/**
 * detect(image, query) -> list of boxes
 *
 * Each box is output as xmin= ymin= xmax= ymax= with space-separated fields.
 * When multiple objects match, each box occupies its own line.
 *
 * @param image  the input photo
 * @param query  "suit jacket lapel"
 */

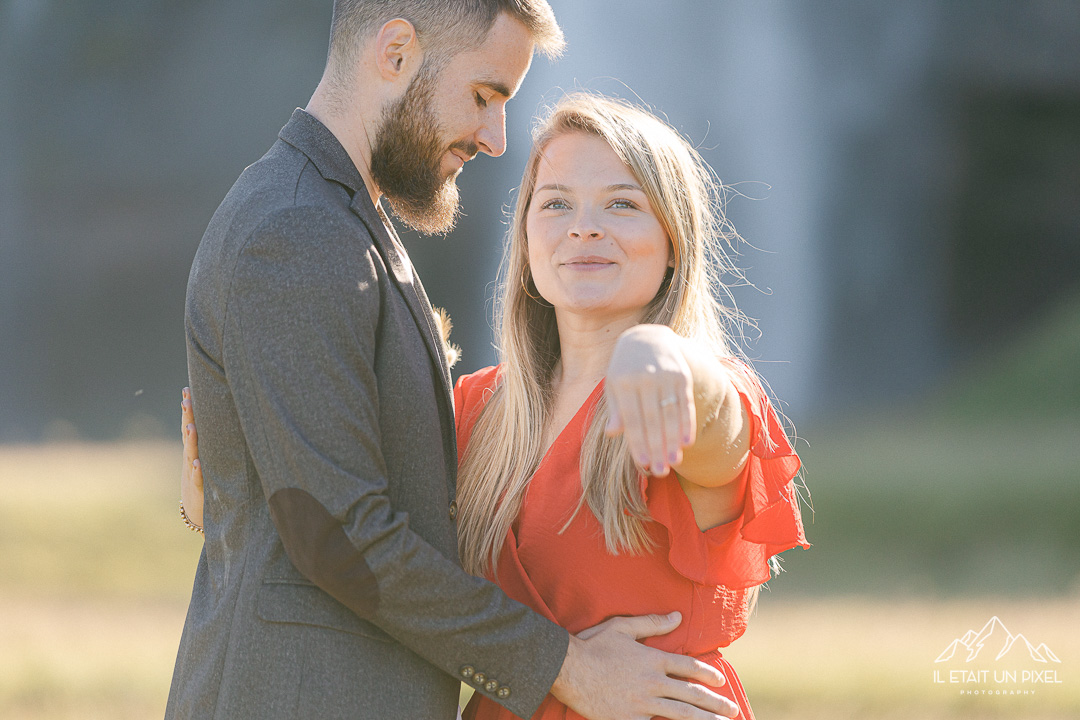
xmin=355 ymin=202 xmax=460 ymax=496
xmin=278 ymin=108 xmax=458 ymax=487
xmin=348 ymin=193 xmax=455 ymax=413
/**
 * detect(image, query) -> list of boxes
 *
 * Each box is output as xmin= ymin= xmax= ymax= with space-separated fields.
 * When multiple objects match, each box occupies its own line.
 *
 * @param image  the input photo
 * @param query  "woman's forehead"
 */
xmin=533 ymin=132 xmax=636 ymax=187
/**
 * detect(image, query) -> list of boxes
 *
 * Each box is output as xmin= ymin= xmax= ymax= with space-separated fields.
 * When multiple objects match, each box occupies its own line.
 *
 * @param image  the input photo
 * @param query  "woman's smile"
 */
xmin=561 ymin=255 xmax=616 ymax=270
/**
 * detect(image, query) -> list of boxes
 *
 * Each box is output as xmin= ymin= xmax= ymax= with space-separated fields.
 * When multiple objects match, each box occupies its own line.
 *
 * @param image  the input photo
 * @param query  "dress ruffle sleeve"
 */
xmin=642 ymin=357 xmax=809 ymax=589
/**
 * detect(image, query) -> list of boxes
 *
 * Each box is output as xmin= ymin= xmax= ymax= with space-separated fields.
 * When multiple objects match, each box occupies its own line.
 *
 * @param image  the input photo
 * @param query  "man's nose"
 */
xmin=476 ymin=106 xmax=507 ymax=158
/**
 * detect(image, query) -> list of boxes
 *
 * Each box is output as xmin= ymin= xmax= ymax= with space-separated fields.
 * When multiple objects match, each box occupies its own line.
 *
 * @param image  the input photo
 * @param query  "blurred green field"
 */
xmin=1 ymin=294 xmax=1077 ymax=720
xmin=783 ymin=291 xmax=1080 ymax=598
xmin=784 ymin=417 xmax=1080 ymax=597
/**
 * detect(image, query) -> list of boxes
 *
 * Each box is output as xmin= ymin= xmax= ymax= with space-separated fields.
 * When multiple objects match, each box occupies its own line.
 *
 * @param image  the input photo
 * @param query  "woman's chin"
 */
xmin=553 ymin=296 xmax=649 ymax=325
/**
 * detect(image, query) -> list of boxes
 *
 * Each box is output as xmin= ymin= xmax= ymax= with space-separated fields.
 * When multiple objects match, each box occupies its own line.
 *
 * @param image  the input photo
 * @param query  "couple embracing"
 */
xmin=167 ymin=1 xmax=808 ymax=719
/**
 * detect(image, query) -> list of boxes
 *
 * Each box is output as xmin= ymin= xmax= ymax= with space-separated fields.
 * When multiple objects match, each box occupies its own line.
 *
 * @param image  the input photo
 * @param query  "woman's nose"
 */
xmin=569 ymin=211 xmax=604 ymax=239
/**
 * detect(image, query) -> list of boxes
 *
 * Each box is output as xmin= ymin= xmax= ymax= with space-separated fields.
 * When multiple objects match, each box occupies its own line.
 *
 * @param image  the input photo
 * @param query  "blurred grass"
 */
xmin=0 ymin=443 xmax=203 ymax=599
xmin=2 ymin=437 xmax=1076 ymax=719
xmin=0 ymin=443 xmax=202 ymax=719
xmin=785 ymin=417 xmax=1080 ymax=597
xmin=726 ymin=595 xmax=1080 ymax=719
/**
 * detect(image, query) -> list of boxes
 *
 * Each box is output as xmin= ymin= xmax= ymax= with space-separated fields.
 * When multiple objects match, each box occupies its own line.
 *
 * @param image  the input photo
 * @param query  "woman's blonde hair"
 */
xmin=456 ymin=92 xmax=753 ymax=576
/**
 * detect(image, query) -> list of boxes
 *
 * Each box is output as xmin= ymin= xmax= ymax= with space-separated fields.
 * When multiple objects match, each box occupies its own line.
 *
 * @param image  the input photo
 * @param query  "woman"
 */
xmin=181 ymin=92 xmax=808 ymax=720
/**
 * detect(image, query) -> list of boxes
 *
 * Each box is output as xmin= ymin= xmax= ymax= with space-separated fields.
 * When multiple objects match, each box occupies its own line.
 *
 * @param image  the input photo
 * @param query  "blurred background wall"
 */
xmin=0 ymin=0 xmax=1076 ymax=437
xmin=2 ymin=0 xmax=1078 ymax=441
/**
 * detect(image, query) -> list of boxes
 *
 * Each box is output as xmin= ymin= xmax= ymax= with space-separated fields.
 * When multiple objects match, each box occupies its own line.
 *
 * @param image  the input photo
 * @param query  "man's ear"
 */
xmin=373 ymin=18 xmax=421 ymax=81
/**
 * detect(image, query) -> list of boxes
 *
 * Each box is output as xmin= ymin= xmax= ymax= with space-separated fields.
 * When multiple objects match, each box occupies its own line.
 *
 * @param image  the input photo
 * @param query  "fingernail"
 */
xmin=668 ymin=451 xmax=679 ymax=464
xmin=193 ymin=459 xmax=200 ymax=470
xmin=652 ymin=463 xmax=667 ymax=476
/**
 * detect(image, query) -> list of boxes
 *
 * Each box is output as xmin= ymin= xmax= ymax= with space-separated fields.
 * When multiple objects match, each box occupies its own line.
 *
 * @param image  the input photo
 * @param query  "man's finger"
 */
xmin=608 ymin=611 xmax=682 ymax=640
xmin=652 ymin=693 xmax=740 ymax=720
xmin=661 ymin=653 xmax=726 ymax=689
xmin=661 ymin=677 xmax=735 ymax=713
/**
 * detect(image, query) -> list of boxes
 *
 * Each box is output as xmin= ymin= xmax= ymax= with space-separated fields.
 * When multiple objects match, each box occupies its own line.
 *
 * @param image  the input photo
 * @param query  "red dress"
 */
xmin=454 ymin=361 xmax=808 ymax=720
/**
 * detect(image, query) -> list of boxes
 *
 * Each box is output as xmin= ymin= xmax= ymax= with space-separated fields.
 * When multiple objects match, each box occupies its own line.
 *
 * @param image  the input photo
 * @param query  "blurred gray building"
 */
xmin=1 ymin=0 xmax=1078 ymax=441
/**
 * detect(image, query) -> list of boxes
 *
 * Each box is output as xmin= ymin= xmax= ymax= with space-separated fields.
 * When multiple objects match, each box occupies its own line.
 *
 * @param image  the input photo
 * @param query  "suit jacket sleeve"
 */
xmin=223 ymin=206 xmax=567 ymax=717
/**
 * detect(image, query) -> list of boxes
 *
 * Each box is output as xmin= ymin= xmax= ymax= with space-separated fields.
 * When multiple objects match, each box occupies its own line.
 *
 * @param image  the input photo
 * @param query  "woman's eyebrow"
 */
xmin=535 ymin=183 xmax=644 ymax=193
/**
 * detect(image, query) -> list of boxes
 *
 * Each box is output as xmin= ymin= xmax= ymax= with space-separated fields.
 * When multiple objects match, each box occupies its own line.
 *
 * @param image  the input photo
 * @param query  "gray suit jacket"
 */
xmin=166 ymin=109 xmax=568 ymax=720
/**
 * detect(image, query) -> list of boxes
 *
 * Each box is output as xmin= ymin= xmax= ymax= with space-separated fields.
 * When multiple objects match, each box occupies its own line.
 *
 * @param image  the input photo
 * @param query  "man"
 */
xmin=168 ymin=1 xmax=738 ymax=718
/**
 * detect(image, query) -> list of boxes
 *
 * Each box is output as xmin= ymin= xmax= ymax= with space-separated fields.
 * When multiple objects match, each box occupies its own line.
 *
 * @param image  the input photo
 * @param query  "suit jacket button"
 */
xmin=473 ymin=672 xmax=486 ymax=685
xmin=485 ymin=679 xmax=499 ymax=693
xmin=449 ymin=501 xmax=458 ymax=520
xmin=496 ymin=686 xmax=511 ymax=699
xmin=460 ymin=666 xmax=475 ymax=679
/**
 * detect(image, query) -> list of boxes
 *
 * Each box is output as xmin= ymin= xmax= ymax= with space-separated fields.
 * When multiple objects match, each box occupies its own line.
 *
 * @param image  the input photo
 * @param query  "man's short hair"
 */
xmin=329 ymin=0 xmax=564 ymax=70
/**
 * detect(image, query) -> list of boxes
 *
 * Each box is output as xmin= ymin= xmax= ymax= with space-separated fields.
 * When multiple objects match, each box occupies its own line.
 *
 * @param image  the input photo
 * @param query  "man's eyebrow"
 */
xmin=477 ymin=79 xmax=514 ymax=99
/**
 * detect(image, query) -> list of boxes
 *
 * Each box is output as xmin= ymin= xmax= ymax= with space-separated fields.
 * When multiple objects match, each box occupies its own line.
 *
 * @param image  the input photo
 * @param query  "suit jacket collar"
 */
xmin=278 ymin=108 xmax=365 ymax=195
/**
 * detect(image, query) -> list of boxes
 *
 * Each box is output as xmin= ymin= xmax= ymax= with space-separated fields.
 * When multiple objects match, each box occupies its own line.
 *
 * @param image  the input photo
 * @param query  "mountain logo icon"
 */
xmin=935 ymin=616 xmax=1062 ymax=664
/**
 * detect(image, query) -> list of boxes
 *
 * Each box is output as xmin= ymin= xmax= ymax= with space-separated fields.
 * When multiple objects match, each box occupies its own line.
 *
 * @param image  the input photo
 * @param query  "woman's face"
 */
xmin=526 ymin=132 xmax=673 ymax=326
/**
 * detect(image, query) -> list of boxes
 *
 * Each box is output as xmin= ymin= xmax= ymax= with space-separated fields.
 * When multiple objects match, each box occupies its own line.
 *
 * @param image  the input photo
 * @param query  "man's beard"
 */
xmin=370 ymin=67 xmax=473 ymax=235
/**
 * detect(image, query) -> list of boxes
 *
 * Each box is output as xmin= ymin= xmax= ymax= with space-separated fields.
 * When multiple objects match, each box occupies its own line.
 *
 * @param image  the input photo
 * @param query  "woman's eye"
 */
xmin=539 ymin=199 xmax=569 ymax=210
xmin=475 ymin=92 xmax=488 ymax=109
xmin=610 ymin=199 xmax=638 ymax=209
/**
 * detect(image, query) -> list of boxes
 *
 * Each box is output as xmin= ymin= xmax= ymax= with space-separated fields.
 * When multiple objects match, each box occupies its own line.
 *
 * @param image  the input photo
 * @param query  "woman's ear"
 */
xmin=373 ymin=18 xmax=420 ymax=80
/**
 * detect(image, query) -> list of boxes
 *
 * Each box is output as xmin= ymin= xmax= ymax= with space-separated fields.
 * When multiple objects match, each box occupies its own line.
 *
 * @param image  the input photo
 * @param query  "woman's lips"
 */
xmin=562 ymin=256 xmax=615 ymax=270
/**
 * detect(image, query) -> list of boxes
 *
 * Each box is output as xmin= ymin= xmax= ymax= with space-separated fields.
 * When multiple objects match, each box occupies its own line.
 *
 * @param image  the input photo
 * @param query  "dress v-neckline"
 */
xmin=511 ymin=379 xmax=605 ymax=539
xmin=536 ymin=379 xmax=606 ymax=469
